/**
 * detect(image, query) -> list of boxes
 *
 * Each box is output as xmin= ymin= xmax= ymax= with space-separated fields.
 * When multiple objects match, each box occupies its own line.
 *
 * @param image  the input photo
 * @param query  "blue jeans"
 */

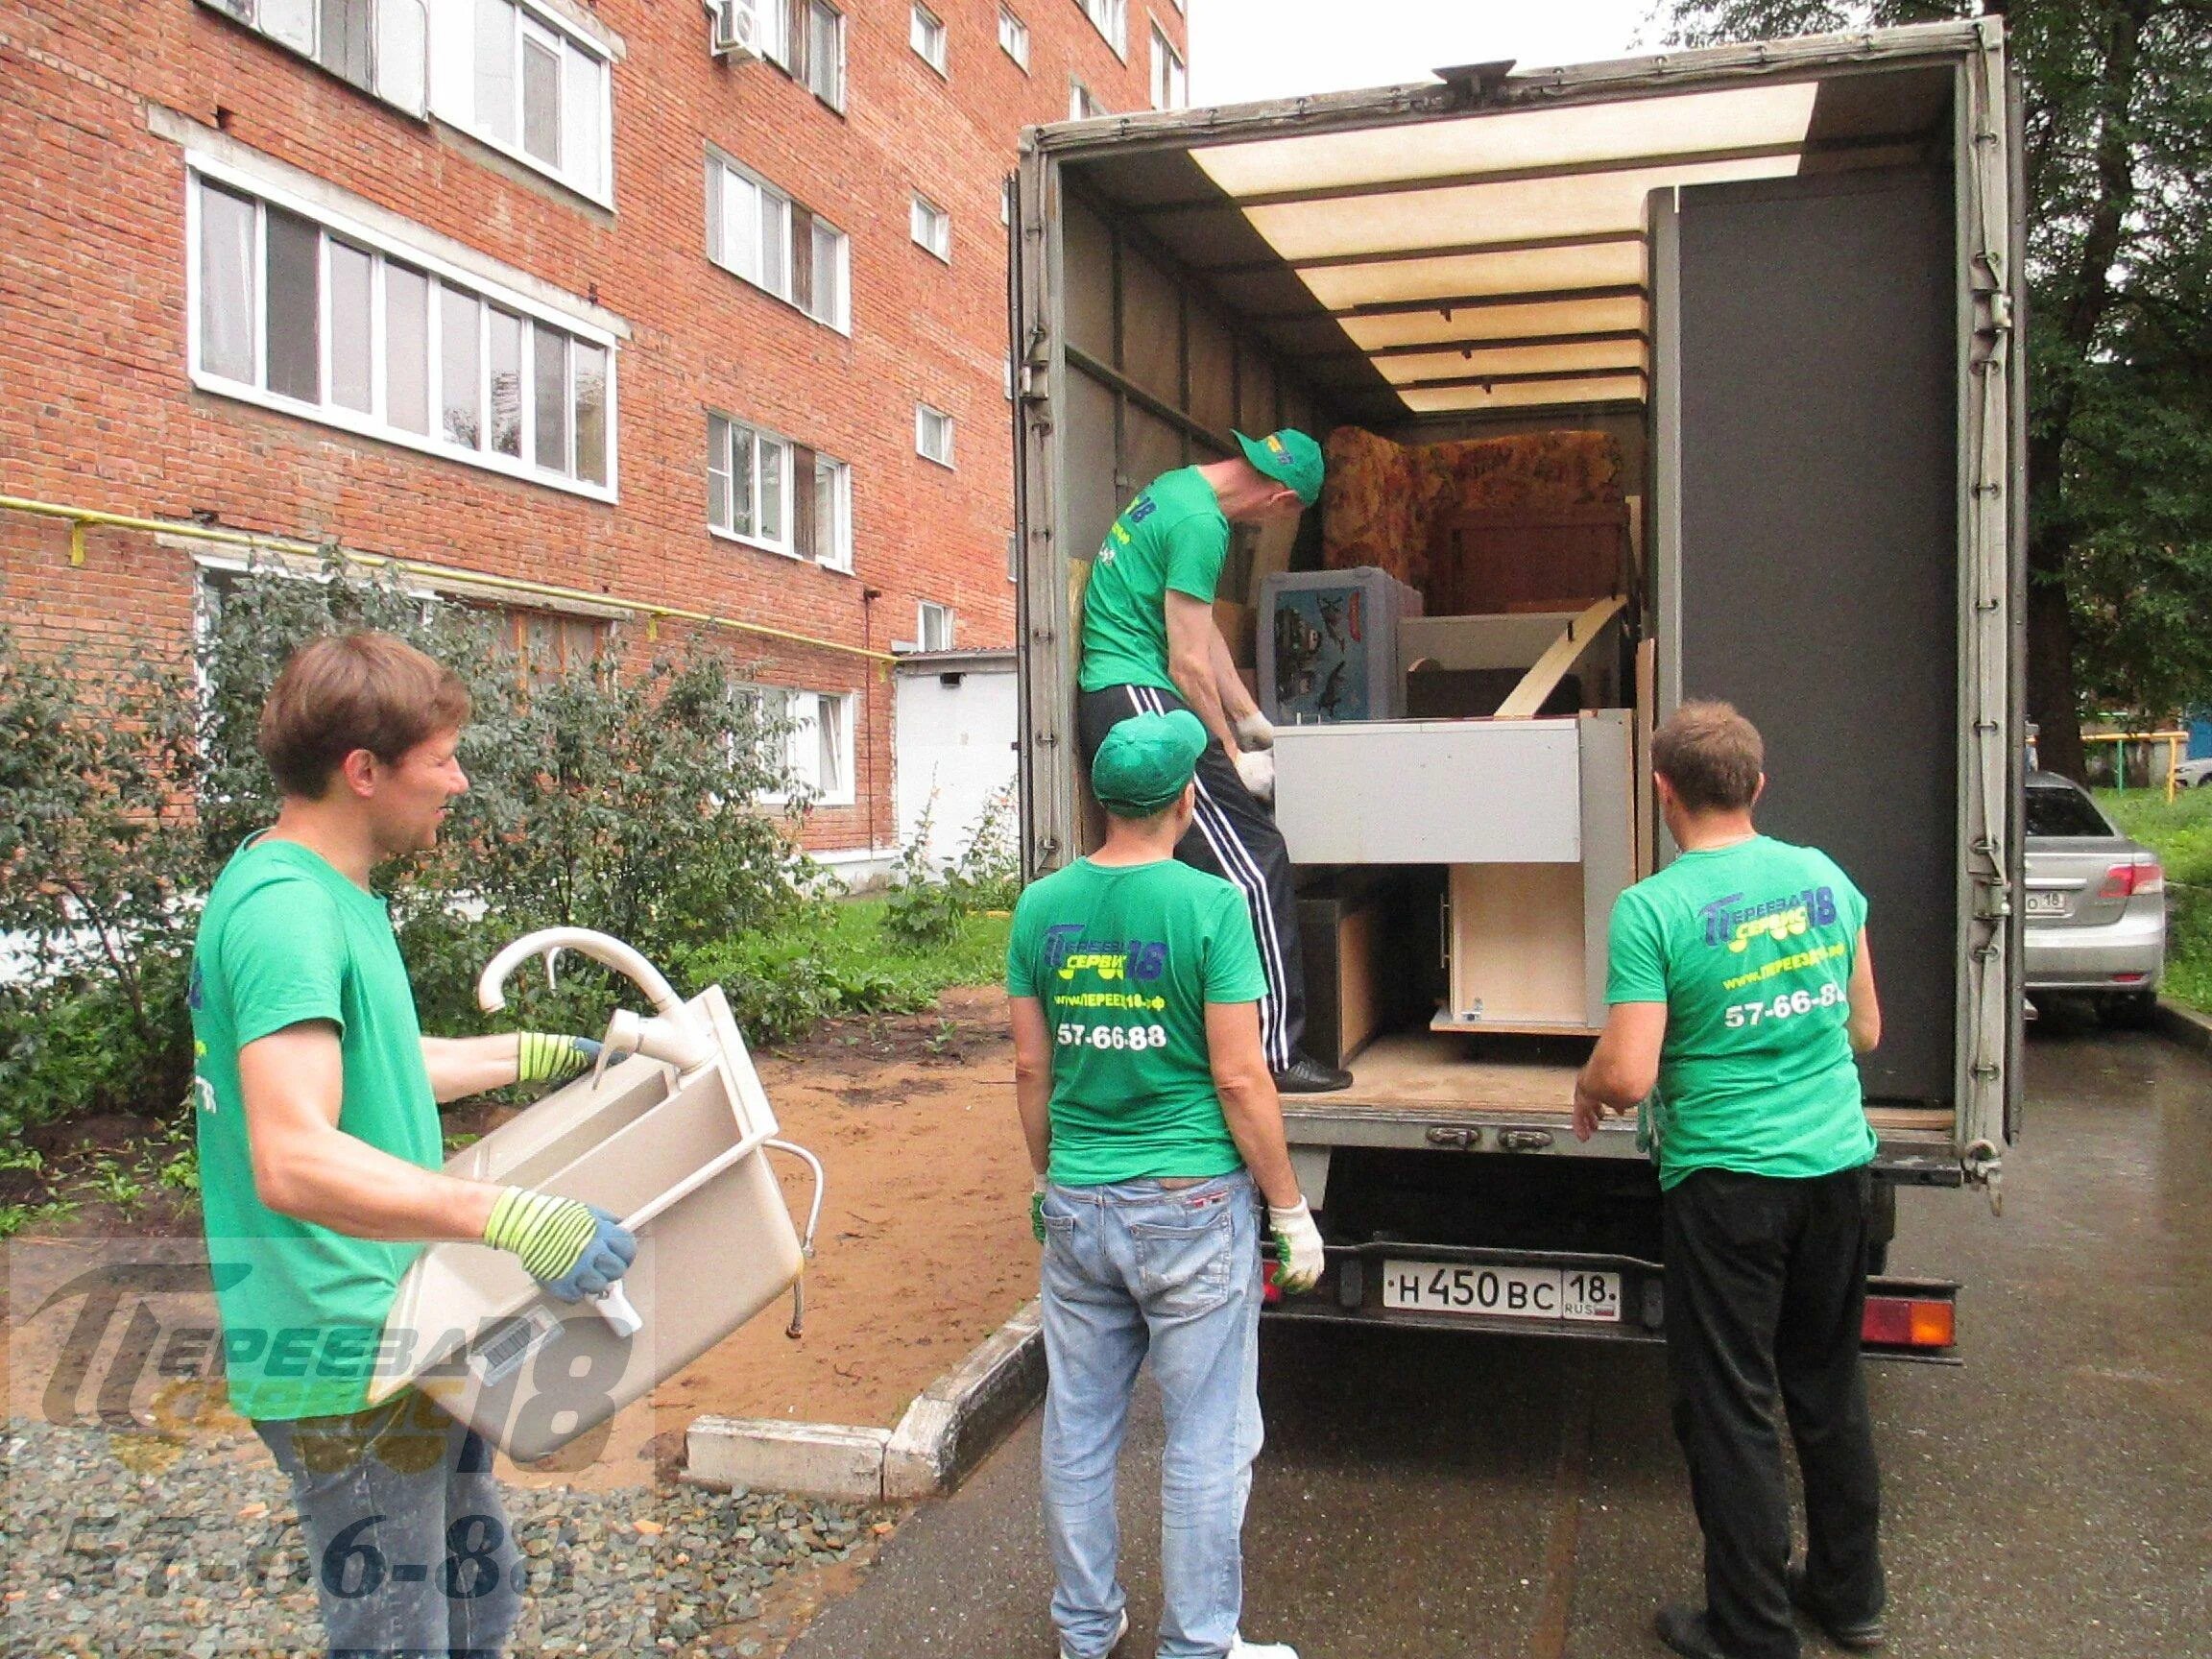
xmin=254 ymin=1389 xmax=522 ymax=1658
xmin=1038 ymin=1171 xmax=1264 ymax=1659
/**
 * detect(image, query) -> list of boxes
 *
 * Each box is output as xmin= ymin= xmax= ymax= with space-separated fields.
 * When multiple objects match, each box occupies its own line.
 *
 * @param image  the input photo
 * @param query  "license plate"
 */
xmin=2026 ymin=891 xmax=2069 ymax=916
xmin=1381 ymin=1261 xmax=1623 ymax=1324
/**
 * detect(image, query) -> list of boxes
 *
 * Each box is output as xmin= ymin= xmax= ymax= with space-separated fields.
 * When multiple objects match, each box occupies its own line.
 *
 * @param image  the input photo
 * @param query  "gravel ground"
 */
xmin=0 ymin=1420 xmax=897 ymax=1658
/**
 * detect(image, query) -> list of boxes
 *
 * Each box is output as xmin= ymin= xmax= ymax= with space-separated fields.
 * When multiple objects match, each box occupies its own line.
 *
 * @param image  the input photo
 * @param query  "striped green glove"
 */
xmin=517 ymin=1032 xmax=599 ymax=1085
xmin=483 ymin=1187 xmax=636 ymax=1302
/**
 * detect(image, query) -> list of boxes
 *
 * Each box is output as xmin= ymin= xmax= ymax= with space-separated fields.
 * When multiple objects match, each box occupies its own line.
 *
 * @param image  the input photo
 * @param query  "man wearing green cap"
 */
xmin=1009 ymin=706 xmax=1325 ymax=1659
xmin=1074 ymin=428 xmax=1348 ymax=1093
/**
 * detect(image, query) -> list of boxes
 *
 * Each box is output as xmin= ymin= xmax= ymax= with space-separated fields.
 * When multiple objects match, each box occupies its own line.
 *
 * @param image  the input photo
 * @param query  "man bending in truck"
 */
xmin=1074 ymin=428 xmax=1349 ymax=1093
xmin=1008 ymin=708 xmax=1327 ymax=1659
xmin=1573 ymin=701 xmax=1887 ymax=1659
xmin=189 ymin=632 xmax=637 ymax=1658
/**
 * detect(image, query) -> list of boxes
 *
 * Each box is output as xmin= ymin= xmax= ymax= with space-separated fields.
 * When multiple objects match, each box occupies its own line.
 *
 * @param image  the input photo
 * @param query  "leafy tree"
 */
xmin=1657 ymin=0 xmax=2212 ymax=780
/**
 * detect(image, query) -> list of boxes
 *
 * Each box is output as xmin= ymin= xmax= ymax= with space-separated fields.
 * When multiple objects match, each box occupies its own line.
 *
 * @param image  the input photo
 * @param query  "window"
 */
xmin=1149 ymin=25 xmax=1185 ymax=109
xmin=190 ymin=167 xmax=614 ymax=495
xmin=910 ymin=193 xmax=950 ymax=262
xmin=917 ymin=601 xmax=955 ymax=652
xmin=1007 ymin=531 xmax=1020 ymax=584
xmin=755 ymin=687 xmax=854 ymax=805
xmin=1069 ymin=78 xmax=1103 ymax=120
xmin=997 ymin=6 xmax=1028 ymax=69
xmin=1074 ymin=0 xmax=1124 ymax=56
xmin=910 ymin=3 xmax=946 ymax=74
xmin=708 ymin=152 xmax=849 ymax=330
xmin=436 ymin=0 xmax=610 ymax=202
xmin=758 ymin=0 xmax=846 ymax=111
xmin=709 ymin=414 xmax=851 ymax=569
xmin=199 ymin=0 xmax=428 ymax=115
xmin=916 ymin=403 xmax=954 ymax=468
xmin=2026 ymin=785 xmax=2117 ymax=839
xmin=501 ymin=607 xmax=604 ymax=690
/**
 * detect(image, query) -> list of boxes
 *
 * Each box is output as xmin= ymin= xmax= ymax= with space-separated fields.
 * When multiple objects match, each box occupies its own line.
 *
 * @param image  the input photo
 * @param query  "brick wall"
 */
xmin=0 ymin=0 xmax=1184 ymax=854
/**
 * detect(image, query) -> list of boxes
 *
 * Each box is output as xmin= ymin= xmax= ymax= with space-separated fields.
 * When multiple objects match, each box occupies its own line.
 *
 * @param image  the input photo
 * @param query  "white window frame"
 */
xmin=1073 ymin=0 xmax=1124 ymax=58
xmin=916 ymin=403 xmax=954 ymax=469
xmin=184 ymin=152 xmax=617 ymax=501
xmin=804 ymin=0 xmax=847 ymax=110
xmin=431 ymin=0 xmax=613 ymax=207
xmin=1149 ymin=24 xmax=1185 ymax=110
xmin=707 ymin=412 xmax=795 ymax=556
xmin=814 ymin=453 xmax=854 ymax=573
xmin=1069 ymin=78 xmax=1103 ymax=120
xmin=909 ymin=2 xmax=947 ymax=75
xmin=754 ymin=686 xmax=856 ymax=806
xmin=199 ymin=0 xmax=429 ymax=116
xmin=708 ymin=149 xmax=849 ymax=333
xmin=910 ymin=193 xmax=950 ymax=263
xmin=997 ymin=5 xmax=1029 ymax=70
xmin=917 ymin=600 xmax=955 ymax=652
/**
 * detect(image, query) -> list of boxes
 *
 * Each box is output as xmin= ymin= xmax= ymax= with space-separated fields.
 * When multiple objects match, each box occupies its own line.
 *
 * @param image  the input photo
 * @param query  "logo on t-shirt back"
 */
xmin=1697 ymin=886 xmax=1840 ymax=953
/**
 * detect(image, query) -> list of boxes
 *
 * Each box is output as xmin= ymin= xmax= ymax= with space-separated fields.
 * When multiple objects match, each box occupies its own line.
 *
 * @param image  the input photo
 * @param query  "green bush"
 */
xmin=678 ymin=922 xmax=937 ymax=1046
xmin=881 ymin=783 xmax=1021 ymax=950
xmin=0 ymin=556 xmax=825 ymax=1130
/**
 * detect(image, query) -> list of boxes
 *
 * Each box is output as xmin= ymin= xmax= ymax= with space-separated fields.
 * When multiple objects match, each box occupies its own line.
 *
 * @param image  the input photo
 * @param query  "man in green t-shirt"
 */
xmin=1074 ymin=428 xmax=1351 ymax=1094
xmin=1573 ymin=702 xmax=1886 ymax=1659
xmin=1008 ymin=709 xmax=1325 ymax=1659
xmin=189 ymin=633 xmax=638 ymax=1658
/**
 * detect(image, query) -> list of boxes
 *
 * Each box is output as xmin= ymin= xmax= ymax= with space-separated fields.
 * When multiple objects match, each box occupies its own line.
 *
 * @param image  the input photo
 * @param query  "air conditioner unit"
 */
xmin=709 ymin=0 xmax=760 ymax=60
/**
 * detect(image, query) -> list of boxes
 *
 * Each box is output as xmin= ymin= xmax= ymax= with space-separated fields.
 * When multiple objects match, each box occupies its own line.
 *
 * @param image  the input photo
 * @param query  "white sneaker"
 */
xmin=1059 ymin=1607 xmax=1129 ymax=1659
xmin=1229 ymin=1639 xmax=1300 ymax=1659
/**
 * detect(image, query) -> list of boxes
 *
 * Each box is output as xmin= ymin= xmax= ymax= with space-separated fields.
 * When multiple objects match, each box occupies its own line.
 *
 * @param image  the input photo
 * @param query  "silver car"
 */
xmin=2023 ymin=771 xmax=2166 ymax=1022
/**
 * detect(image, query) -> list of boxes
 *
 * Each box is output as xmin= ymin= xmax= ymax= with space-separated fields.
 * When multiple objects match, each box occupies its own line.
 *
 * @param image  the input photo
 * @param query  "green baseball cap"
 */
xmin=1092 ymin=709 xmax=1209 ymax=815
xmin=1235 ymin=427 xmax=1325 ymax=506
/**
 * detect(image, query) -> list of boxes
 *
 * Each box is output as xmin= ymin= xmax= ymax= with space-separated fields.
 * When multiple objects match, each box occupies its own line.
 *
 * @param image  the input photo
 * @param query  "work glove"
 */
xmin=1031 ymin=1171 xmax=1048 ymax=1244
xmin=516 ymin=1032 xmax=600 ymax=1085
xmin=1234 ymin=748 xmax=1276 ymax=805
xmin=483 ymin=1188 xmax=637 ymax=1302
xmin=1234 ymin=709 xmax=1276 ymax=752
xmin=1267 ymin=1197 xmax=1325 ymax=1294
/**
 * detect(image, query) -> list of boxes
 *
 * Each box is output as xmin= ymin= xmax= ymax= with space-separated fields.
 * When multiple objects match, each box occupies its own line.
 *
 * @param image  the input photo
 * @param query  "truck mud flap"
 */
xmin=1266 ymin=1243 xmax=1961 ymax=1364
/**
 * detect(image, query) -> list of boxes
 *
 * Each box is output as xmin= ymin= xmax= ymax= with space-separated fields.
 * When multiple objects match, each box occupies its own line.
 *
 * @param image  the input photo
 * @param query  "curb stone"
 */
xmin=685 ymin=1299 xmax=1044 ymax=1503
xmin=2152 ymin=997 xmax=2212 ymax=1059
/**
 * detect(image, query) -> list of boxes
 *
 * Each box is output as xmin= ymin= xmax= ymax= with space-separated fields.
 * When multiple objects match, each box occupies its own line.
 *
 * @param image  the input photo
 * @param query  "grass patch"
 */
xmin=824 ymin=895 xmax=1013 ymax=991
xmin=2097 ymin=787 xmax=2212 ymax=1013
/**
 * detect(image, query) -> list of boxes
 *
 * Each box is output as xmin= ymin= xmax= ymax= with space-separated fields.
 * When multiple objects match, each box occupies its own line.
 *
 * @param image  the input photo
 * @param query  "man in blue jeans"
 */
xmin=1007 ymin=709 xmax=1326 ymax=1659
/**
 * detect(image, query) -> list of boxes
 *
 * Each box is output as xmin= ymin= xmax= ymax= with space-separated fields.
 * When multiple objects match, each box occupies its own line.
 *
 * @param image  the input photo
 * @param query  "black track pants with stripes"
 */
xmin=1077 ymin=684 xmax=1307 ymax=1073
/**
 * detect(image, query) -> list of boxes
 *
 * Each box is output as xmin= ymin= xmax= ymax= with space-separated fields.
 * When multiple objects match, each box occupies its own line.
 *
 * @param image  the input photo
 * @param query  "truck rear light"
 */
xmin=1862 ymin=1295 xmax=1954 ymax=1349
xmin=2099 ymin=857 xmax=2164 ymax=898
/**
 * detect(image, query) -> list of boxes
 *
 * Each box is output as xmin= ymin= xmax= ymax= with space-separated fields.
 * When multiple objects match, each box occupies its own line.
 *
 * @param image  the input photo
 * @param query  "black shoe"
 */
xmin=1274 ymin=1054 xmax=1352 ymax=1093
xmin=1654 ymin=1604 xmax=1730 ymax=1659
xmin=1787 ymin=1562 xmax=1886 ymax=1649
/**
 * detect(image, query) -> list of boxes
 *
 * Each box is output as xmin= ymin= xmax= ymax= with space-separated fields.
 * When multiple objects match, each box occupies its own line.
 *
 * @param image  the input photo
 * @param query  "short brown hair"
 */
xmin=1651 ymin=700 xmax=1764 ymax=812
xmin=258 ymin=633 xmax=470 ymax=799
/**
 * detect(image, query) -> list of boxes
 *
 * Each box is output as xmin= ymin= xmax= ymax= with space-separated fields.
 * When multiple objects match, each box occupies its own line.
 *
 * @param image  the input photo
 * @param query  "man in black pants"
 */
xmin=1573 ymin=702 xmax=1887 ymax=1659
xmin=1073 ymin=428 xmax=1349 ymax=1093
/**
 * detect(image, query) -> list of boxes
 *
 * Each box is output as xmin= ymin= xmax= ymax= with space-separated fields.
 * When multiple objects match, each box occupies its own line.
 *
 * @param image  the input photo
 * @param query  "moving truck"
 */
xmin=1010 ymin=21 xmax=2023 ymax=1357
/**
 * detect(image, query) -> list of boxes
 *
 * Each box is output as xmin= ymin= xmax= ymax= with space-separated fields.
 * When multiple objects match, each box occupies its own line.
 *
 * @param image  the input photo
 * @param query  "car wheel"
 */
xmin=2101 ymin=990 xmax=2160 ymax=1029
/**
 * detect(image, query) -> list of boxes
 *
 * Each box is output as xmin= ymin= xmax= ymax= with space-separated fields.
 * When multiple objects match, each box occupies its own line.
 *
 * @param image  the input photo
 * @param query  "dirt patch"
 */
xmin=7 ymin=989 xmax=1038 ymax=1494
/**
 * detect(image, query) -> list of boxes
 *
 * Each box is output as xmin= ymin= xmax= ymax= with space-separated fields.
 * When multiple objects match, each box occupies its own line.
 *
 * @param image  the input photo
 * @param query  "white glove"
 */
xmin=1267 ymin=1197 xmax=1325 ymax=1294
xmin=1234 ymin=709 xmax=1275 ymax=751
xmin=1233 ymin=748 xmax=1276 ymax=804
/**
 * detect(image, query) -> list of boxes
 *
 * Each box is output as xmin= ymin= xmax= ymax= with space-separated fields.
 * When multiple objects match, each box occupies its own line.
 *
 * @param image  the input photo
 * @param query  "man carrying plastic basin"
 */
xmin=187 ymin=632 xmax=636 ymax=1658
xmin=1007 ymin=708 xmax=1328 ymax=1659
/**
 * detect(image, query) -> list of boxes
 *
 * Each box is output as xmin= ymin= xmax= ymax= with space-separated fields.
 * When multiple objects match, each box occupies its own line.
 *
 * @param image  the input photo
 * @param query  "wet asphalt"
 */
xmin=785 ymin=1028 xmax=2212 ymax=1659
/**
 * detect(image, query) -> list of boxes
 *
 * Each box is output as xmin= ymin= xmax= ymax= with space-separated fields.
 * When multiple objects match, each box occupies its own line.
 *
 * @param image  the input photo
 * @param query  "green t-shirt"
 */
xmin=1006 ymin=856 xmax=1267 ymax=1185
xmin=1077 ymin=467 xmax=1231 ymax=694
xmin=188 ymin=836 xmax=444 ymax=1421
xmin=1605 ymin=834 xmax=1876 ymax=1190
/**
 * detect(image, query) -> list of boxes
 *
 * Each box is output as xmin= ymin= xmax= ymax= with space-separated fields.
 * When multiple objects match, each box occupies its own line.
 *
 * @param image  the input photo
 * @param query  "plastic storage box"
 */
xmin=1259 ymin=566 xmax=1422 ymax=724
xmin=370 ymin=978 xmax=811 ymax=1462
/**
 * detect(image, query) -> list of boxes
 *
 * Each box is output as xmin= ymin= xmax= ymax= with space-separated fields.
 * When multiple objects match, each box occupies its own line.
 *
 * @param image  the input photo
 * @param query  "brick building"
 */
xmin=0 ymin=0 xmax=1187 ymax=872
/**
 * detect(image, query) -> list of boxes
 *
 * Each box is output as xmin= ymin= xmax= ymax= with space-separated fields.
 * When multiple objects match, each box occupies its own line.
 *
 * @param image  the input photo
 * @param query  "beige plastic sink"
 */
xmin=371 ymin=981 xmax=812 ymax=1461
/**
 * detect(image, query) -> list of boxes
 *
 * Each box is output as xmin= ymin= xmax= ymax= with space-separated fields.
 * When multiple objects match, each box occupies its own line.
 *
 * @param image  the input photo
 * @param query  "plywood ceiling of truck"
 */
xmin=1188 ymin=80 xmax=1829 ymax=414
